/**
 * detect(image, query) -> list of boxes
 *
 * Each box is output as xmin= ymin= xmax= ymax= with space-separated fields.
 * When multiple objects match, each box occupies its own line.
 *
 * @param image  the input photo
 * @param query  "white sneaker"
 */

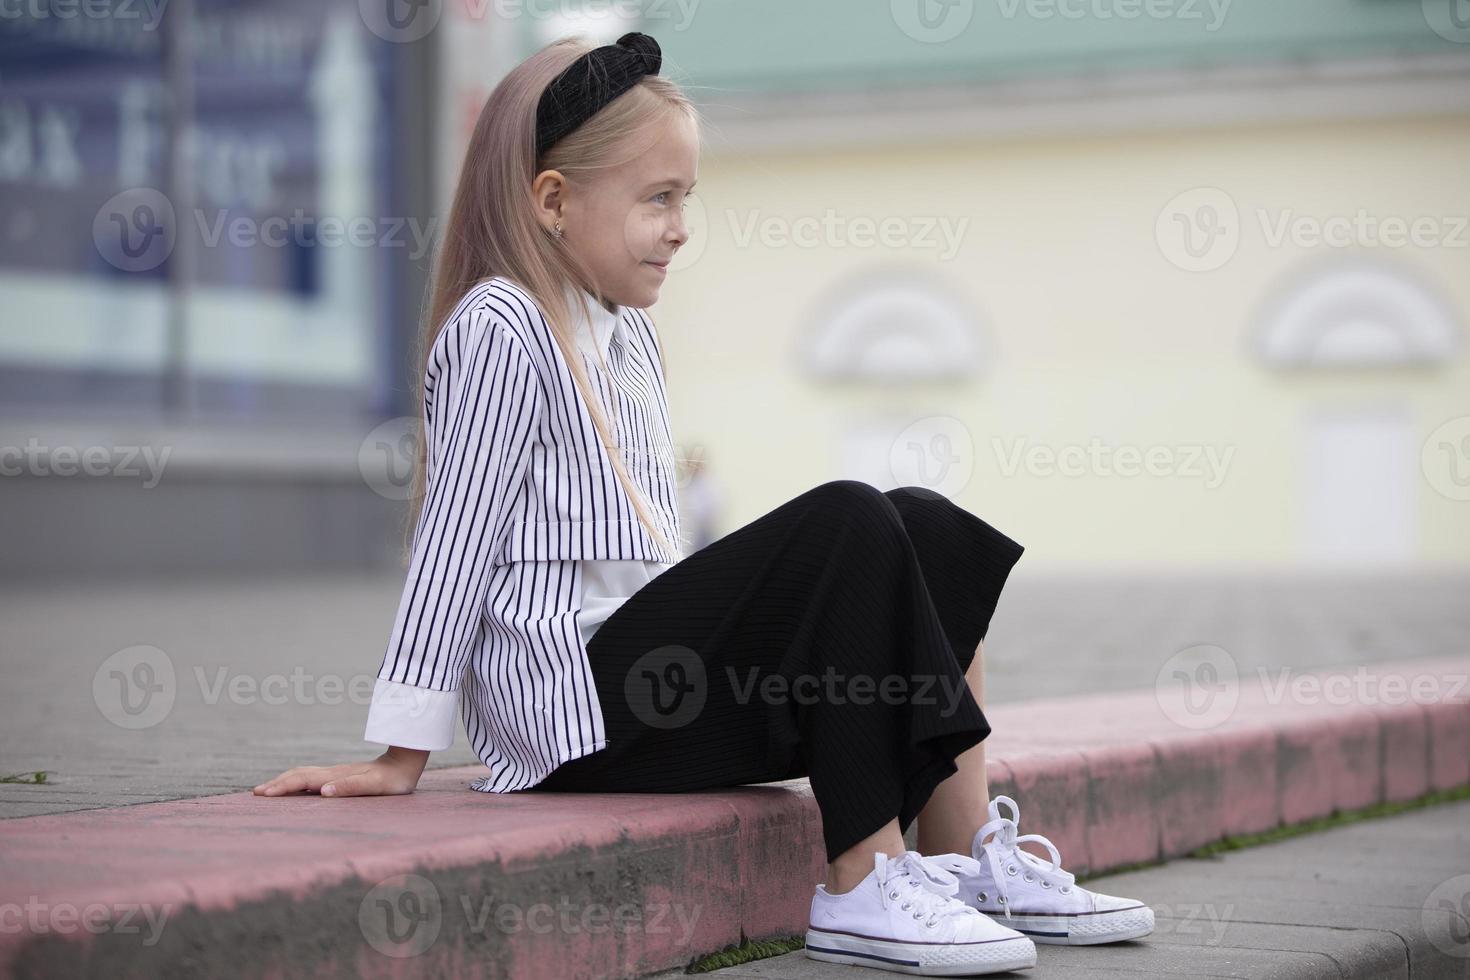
xmin=927 ymin=796 xmax=1155 ymax=945
xmin=806 ymin=849 xmax=1037 ymax=975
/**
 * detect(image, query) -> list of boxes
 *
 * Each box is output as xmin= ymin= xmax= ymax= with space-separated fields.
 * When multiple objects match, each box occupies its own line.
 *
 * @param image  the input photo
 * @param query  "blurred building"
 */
xmin=3 ymin=0 xmax=1468 ymax=579
xmin=1 ymin=0 xmax=436 ymax=577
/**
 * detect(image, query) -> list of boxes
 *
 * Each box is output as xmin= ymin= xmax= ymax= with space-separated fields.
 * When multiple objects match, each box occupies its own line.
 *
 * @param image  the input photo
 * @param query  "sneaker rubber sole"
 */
xmin=804 ymin=926 xmax=1037 ymax=975
xmin=991 ymin=904 xmax=1155 ymax=945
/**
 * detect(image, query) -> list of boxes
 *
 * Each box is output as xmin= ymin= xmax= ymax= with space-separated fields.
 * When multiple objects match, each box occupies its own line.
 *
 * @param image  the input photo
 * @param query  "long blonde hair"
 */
xmin=401 ymin=35 xmax=698 ymax=565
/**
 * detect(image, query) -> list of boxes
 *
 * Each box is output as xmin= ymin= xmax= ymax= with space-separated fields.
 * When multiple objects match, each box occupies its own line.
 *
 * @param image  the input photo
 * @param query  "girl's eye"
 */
xmin=653 ymin=191 xmax=669 ymax=205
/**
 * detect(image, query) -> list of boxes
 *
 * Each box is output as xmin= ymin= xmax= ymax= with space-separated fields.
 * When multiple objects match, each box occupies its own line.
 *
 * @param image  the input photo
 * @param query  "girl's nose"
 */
xmin=667 ymin=212 xmax=691 ymax=248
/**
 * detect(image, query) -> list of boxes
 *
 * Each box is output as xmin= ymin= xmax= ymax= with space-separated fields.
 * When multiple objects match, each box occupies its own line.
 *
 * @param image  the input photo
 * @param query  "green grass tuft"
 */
xmin=1186 ymin=782 xmax=1470 ymax=859
xmin=686 ymin=934 xmax=806 ymax=973
xmin=0 ymin=770 xmax=52 ymax=784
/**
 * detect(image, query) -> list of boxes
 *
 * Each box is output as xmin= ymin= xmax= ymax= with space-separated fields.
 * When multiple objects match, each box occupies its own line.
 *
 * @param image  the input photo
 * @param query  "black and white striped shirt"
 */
xmin=363 ymin=275 xmax=685 ymax=791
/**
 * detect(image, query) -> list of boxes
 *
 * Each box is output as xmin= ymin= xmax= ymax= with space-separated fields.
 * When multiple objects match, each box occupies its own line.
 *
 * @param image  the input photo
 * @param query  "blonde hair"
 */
xmin=401 ymin=35 xmax=699 ymax=565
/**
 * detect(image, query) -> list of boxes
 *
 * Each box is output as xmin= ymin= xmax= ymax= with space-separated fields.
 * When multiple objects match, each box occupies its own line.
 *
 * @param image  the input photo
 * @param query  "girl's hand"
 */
xmin=253 ymin=746 xmax=430 ymax=798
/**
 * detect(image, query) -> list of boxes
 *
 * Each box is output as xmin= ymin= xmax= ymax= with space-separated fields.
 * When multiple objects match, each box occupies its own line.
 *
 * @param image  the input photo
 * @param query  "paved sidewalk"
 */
xmin=656 ymin=798 xmax=1470 ymax=979
xmin=1 ymin=653 xmax=1461 ymax=978
xmin=3 ymin=568 xmax=1467 ymax=818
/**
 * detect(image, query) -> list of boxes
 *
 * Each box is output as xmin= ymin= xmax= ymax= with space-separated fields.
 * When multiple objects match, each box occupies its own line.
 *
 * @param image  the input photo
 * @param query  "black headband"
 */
xmin=535 ymin=31 xmax=663 ymax=159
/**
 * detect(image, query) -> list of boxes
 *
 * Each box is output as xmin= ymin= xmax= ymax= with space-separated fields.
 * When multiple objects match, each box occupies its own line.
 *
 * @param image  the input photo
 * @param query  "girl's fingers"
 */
xmin=254 ymin=767 xmax=325 ymax=796
xmin=253 ymin=763 xmax=383 ymax=797
xmin=321 ymin=770 xmax=378 ymax=797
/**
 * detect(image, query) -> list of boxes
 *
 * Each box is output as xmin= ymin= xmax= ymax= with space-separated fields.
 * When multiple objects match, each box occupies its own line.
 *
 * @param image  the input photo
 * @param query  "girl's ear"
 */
xmin=530 ymin=168 xmax=568 ymax=234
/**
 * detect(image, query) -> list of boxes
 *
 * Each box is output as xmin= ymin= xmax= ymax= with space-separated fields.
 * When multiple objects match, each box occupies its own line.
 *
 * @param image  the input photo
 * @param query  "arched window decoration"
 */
xmin=798 ymin=271 xmax=986 ymax=382
xmin=1251 ymin=258 xmax=1461 ymax=368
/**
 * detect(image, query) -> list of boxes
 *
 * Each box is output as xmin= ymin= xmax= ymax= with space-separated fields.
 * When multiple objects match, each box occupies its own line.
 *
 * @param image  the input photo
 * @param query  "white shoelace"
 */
xmin=875 ymin=850 xmax=978 ymax=930
xmin=975 ymin=795 xmax=1076 ymax=920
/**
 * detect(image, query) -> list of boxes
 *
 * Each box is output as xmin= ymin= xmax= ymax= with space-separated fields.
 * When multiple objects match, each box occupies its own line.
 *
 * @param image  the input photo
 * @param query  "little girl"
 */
xmin=254 ymin=31 xmax=1153 ymax=976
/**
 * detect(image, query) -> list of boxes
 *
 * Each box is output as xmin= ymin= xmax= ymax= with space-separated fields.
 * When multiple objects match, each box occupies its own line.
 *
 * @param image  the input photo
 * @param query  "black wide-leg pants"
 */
xmin=525 ymin=479 xmax=1025 ymax=864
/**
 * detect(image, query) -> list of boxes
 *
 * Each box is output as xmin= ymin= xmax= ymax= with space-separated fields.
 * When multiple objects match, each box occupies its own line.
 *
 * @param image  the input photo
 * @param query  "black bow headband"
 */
xmin=535 ymin=31 xmax=663 ymax=159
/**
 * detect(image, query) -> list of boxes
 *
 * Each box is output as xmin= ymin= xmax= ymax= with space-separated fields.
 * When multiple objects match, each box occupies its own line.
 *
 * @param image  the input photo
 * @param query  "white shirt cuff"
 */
xmin=363 ymin=677 xmax=460 ymax=751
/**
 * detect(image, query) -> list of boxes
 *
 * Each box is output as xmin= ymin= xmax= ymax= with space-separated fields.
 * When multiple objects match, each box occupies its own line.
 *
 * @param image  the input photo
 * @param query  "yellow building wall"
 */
xmin=655 ymin=112 xmax=1470 ymax=570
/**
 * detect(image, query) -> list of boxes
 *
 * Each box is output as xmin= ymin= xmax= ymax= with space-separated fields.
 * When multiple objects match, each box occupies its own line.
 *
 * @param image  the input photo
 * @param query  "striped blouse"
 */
xmin=363 ymin=275 xmax=685 ymax=791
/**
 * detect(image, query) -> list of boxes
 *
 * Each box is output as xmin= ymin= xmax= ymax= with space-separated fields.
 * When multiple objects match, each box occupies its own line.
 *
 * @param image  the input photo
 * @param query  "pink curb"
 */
xmin=1 ymin=655 xmax=1466 ymax=979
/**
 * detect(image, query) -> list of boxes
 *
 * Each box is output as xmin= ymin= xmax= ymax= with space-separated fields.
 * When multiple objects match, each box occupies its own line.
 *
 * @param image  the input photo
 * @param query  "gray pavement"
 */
xmin=1 ymin=567 xmax=1467 ymax=818
xmin=654 ymin=798 xmax=1470 ymax=979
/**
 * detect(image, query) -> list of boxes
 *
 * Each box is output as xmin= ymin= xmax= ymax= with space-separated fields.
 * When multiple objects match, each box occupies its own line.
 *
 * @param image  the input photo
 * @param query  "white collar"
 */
xmin=562 ymin=279 xmax=630 ymax=359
